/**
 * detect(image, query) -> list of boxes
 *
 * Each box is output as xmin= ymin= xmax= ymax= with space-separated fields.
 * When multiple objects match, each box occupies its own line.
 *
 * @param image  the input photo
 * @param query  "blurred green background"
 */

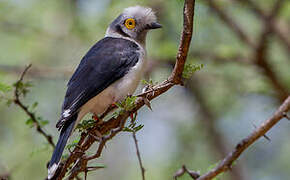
xmin=0 ymin=0 xmax=289 ymax=179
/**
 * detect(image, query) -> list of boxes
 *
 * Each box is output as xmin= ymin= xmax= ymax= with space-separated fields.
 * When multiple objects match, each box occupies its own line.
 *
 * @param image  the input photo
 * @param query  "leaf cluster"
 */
xmin=25 ymin=116 xmax=49 ymax=128
xmin=182 ymin=63 xmax=204 ymax=79
xmin=76 ymin=119 xmax=97 ymax=132
xmin=116 ymin=96 xmax=137 ymax=112
xmin=14 ymin=80 xmax=33 ymax=97
xmin=141 ymin=79 xmax=157 ymax=86
xmin=123 ymin=113 xmax=144 ymax=133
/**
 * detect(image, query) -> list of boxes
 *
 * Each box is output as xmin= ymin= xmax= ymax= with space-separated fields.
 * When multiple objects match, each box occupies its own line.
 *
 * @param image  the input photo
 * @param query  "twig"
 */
xmin=132 ymin=132 xmax=145 ymax=180
xmin=194 ymin=96 xmax=290 ymax=180
xmin=85 ymin=119 xmax=126 ymax=161
xmin=13 ymin=64 xmax=55 ymax=148
xmin=66 ymin=117 xmax=127 ymax=180
xmin=187 ymin=77 xmax=246 ymax=180
xmin=173 ymin=165 xmax=200 ymax=180
xmin=51 ymin=0 xmax=197 ymax=179
xmin=254 ymin=0 xmax=289 ymax=102
xmin=282 ymin=112 xmax=290 ymax=120
xmin=205 ymin=0 xmax=256 ymax=48
xmin=0 ymin=173 xmax=10 ymax=180
xmin=207 ymin=0 xmax=289 ymax=102
xmin=233 ymin=0 xmax=290 ymax=54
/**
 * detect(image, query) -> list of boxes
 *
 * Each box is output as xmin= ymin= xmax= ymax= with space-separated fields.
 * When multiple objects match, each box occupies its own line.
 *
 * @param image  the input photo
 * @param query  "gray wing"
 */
xmin=56 ymin=37 xmax=140 ymax=129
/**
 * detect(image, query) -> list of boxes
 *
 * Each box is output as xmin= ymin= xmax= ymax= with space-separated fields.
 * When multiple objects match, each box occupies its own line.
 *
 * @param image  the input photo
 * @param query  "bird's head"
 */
xmin=106 ymin=6 xmax=162 ymax=45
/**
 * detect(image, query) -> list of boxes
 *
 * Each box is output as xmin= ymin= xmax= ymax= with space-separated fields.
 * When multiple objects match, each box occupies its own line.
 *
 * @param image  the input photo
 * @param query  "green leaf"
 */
xmin=124 ymin=96 xmax=137 ymax=111
xmin=31 ymin=102 xmax=38 ymax=109
xmin=182 ymin=63 xmax=204 ymax=79
xmin=40 ymin=119 xmax=49 ymax=126
xmin=62 ymin=153 xmax=69 ymax=160
xmin=76 ymin=118 xmax=96 ymax=132
xmin=25 ymin=118 xmax=34 ymax=128
xmin=133 ymin=124 xmax=144 ymax=132
xmin=141 ymin=79 xmax=155 ymax=86
xmin=6 ymin=99 xmax=13 ymax=106
xmin=13 ymin=81 xmax=33 ymax=97
xmin=123 ymin=127 xmax=134 ymax=132
xmin=36 ymin=117 xmax=49 ymax=127
xmin=66 ymin=138 xmax=80 ymax=150
xmin=0 ymin=82 xmax=11 ymax=93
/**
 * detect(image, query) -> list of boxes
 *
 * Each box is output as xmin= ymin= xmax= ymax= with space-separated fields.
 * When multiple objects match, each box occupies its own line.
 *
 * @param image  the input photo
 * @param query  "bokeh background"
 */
xmin=0 ymin=0 xmax=290 ymax=179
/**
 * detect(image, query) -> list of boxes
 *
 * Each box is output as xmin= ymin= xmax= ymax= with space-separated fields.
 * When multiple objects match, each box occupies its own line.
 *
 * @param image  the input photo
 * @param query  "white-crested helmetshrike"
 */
xmin=48 ymin=6 xmax=161 ymax=179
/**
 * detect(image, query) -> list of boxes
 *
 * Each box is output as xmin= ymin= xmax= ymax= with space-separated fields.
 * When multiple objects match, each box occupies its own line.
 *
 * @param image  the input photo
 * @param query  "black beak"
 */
xmin=146 ymin=22 xmax=162 ymax=29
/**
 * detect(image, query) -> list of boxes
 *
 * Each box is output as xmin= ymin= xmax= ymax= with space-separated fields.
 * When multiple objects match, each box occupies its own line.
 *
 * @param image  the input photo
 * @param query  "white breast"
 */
xmin=76 ymin=44 xmax=146 ymax=124
xmin=113 ymin=50 xmax=146 ymax=100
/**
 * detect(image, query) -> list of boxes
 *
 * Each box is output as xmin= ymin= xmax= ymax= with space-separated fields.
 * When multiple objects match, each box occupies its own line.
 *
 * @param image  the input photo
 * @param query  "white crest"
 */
xmin=123 ymin=6 xmax=157 ymax=25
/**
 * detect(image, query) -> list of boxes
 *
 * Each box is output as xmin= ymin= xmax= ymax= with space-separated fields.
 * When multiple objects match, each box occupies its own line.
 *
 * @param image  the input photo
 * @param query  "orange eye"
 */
xmin=124 ymin=18 xmax=136 ymax=30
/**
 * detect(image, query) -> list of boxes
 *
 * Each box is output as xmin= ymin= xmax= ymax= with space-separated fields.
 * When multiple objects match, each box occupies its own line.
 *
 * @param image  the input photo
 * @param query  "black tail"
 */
xmin=47 ymin=114 xmax=77 ymax=179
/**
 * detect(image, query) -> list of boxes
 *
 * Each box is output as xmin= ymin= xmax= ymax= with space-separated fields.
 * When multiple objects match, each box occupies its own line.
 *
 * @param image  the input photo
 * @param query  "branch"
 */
xmin=173 ymin=165 xmax=200 ymax=180
xmin=254 ymin=0 xmax=289 ymax=102
xmin=206 ymin=0 xmax=289 ymax=102
xmin=0 ymin=172 xmax=10 ymax=180
xmin=186 ymin=77 xmax=246 ymax=180
xmin=0 ymin=64 xmax=72 ymax=79
xmin=195 ymin=96 xmax=290 ymax=180
xmin=169 ymin=0 xmax=195 ymax=84
xmin=50 ymin=0 xmax=196 ymax=179
xmin=205 ymin=0 xmax=256 ymax=48
xmin=132 ymin=132 xmax=145 ymax=180
xmin=233 ymin=0 xmax=290 ymax=54
xmin=13 ymin=64 xmax=55 ymax=148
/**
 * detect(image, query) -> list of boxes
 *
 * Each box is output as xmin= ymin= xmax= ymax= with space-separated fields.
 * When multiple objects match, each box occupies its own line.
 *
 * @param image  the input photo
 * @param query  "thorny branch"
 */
xmin=186 ymin=77 xmax=246 ymax=180
xmin=50 ymin=0 xmax=196 ymax=179
xmin=173 ymin=165 xmax=200 ymax=180
xmin=206 ymin=0 xmax=289 ymax=102
xmin=234 ymin=0 xmax=290 ymax=54
xmin=206 ymin=0 xmax=256 ymax=48
xmin=178 ymin=96 xmax=290 ymax=180
xmin=13 ymin=64 xmax=55 ymax=148
xmin=254 ymin=0 xmax=288 ymax=102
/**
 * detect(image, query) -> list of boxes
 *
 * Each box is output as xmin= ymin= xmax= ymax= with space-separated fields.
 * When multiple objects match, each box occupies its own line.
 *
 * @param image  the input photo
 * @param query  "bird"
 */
xmin=47 ymin=6 xmax=161 ymax=179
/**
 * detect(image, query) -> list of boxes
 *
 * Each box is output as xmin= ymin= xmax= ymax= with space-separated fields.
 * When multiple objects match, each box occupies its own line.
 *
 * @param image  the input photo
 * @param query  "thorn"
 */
xmin=143 ymin=97 xmax=152 ymax=111
xmin=89 ymin=133 xmax=100 ymax=142
xmin=179 ymin=80 xmax=185 ymax=86
xmin=87 ymin=166 xmax=105 ymax=171
xmin=95 ymin=130 xmax=103 ymax=139
xmin=263 ymin=134 xmax=271 ymax=142
xmin=227 ymin=164 xmax=232 ymax=171
xmin=252 ymin=123 xmax=271 ymax=142
xmin=283 ymin=112 xmax=290 ymax=120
